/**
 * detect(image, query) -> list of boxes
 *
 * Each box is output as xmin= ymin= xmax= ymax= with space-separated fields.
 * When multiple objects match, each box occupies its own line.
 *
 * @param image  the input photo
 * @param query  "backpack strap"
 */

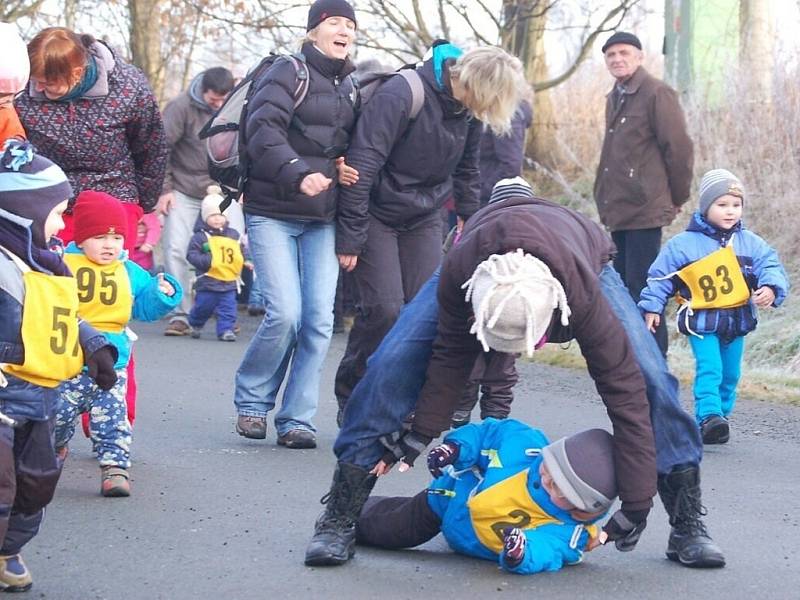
xmin=397 ymin=69 xmax=425 ymax=120
xmin=284 ymin=53 xmax=310 ymax=109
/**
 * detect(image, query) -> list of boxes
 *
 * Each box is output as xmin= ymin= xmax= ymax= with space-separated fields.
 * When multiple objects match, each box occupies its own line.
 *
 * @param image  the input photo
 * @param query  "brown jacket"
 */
xmin=161 ymin=74 xmax=215 ymax=199
xmin=594 ymin=67 xmax=693 ymax=232
xmin=412 ymin=196 xmax=657 ymax=511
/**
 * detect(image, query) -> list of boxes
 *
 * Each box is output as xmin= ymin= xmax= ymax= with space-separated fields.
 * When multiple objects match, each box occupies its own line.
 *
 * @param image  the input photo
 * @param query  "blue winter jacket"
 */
xmin=638 ymin=212 xmax=789 ymax=340
xmin=64 ymin=243 xmax=182 ymax=369
xmin=0 ymin=209 xmax=115 ymax=421
xmin=427 ymin=418 xmax=605 ymax=575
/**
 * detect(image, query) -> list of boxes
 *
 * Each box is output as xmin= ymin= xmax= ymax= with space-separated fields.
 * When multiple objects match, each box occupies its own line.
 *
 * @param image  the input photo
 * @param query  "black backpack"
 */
xmin=198 ymin=53 xmax=310 ymax=208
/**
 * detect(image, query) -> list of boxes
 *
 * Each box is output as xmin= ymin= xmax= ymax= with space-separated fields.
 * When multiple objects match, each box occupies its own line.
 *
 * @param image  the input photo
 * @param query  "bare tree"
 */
xmin=1 ymin=0 xmax=46 ymax=22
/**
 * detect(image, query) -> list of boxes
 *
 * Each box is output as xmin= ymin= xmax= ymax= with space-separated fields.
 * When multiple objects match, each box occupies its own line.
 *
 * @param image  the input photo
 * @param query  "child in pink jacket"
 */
xmin=131 ymin=212 xmax=162 ymax=273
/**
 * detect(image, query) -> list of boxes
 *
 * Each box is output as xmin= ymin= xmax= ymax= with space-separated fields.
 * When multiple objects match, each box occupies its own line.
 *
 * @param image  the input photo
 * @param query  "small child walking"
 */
xmin=639 ymin=169 xmax=789 ymax=444
xmin=0 ymin=141 xmax=119 ymax=590
xmin=355 ymin=418 xmax=619 ymax=574
xmin=186 ymin=186 xmax=247 ymax=342
xmin=131 ymin=211 xmax=162 ymax=273
xmin=56 ymin=190 xmax=182 ymax=497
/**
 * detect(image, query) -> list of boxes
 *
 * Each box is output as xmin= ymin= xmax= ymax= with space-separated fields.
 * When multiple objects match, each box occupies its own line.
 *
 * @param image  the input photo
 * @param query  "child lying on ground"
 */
xmin=356 ymin=418 xmax=622 ymax=574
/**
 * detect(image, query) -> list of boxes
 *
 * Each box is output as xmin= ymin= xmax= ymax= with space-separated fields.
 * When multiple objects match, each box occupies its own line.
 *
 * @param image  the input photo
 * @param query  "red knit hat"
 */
xmin=72 ymin=190 xmax=129 ymax=244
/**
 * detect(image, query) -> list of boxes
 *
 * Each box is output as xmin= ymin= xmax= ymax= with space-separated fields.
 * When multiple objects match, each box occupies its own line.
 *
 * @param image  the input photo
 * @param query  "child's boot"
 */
xmin=101 ymin=466 xmax=131 ymax=497
xmin=0 ymin=554 xmax=32 ymax=592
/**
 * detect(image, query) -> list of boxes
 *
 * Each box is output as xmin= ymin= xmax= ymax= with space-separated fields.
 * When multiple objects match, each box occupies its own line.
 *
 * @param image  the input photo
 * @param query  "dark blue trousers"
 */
xmin=189 ymin=289 xmax=237 ymax=336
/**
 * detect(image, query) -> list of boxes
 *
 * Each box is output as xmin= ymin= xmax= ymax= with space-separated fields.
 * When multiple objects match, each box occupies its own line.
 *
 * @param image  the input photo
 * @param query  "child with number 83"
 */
xmin=0 ymin=141 xmax=119 ymax=591
xmin=56 ymin=190 xmax=182 ymax=497
xmin=639 ymin=169 xmax=788 ymax=445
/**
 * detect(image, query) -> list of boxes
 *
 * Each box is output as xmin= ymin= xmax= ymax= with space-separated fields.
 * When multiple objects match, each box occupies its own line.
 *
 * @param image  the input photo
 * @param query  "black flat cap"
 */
xmin=601 ymin=31 xmax=642 ymax=53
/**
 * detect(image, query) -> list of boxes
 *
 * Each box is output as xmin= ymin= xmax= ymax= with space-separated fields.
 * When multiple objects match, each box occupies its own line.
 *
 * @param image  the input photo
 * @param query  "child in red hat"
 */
xmin=55 ymin=190 xmax=183 ymax=497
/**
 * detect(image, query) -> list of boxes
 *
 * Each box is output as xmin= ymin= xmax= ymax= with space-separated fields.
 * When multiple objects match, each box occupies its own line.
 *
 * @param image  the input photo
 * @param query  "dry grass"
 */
xmin=529 ymin=54 xmax=800 ymax=402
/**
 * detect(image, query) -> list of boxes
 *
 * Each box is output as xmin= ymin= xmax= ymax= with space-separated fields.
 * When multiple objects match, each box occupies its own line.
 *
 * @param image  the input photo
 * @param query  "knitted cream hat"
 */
xmin=462 ymin=249 xmax=571 ymax=357
xmin=200 ymin=185 xmax=229 ymax=223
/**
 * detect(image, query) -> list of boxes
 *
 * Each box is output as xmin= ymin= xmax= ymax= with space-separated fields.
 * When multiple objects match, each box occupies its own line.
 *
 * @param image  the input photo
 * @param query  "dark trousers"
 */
xmin=188 ymin=289 xmax=237 ymax=336
xmin=335 ymin=212 xmax=442 ymax=408
xmin=0 ymin=419 xmax=62 ymax=555
xmin=333 ymin=268 xmax=358 ymax=329
xmin=356 ymin=491 xmax=442 ymax=549
xmin=456 ymin=351 xmax=518 ymax=419
xmin=611 ymin=228 xmax=668 ymax=356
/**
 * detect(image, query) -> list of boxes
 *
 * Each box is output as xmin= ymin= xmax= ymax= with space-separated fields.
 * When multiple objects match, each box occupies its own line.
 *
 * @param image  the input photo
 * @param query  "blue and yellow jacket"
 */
xmin=639 ymin=212 xmax=788 ymax=340
xmin=64 ymin=243 xmax=182 ymax=369
xmin=427 ymin=418 xmax=604 ymax=574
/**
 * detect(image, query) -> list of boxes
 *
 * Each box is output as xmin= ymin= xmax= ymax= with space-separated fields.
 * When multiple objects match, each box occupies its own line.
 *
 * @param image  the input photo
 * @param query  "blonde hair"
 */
xmin=450 ymin=47 xmax=530 ymax=136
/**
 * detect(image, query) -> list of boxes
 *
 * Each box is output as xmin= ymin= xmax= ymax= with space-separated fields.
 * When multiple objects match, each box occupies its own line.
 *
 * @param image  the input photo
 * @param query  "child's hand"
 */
xmin=502 ymin=527 xmax=526 ymax=567
xmin=752 ymin=286 xmax=775 ymax=308
xmin=157 ymin=273 xmax=175 ymax=297
xmin=335 ymin=157 xmax=359 ymax=186
xmin=201 ymin=242 xmax=211 ymax=253
xmin=244 ymin=261 xmax=254 ymax=271
xmin=427 ymin=442 xmax=459 ymax=477
xmin=644 ymin=312 xmax=660 ymax=333
xmin=139 ymin=242 xmax=153 ymax=253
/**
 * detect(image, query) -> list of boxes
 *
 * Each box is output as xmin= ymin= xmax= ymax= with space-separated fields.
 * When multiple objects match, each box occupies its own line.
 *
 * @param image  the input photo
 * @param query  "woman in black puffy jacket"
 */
xmin=233 ymin=0 xmax=358 ymax=450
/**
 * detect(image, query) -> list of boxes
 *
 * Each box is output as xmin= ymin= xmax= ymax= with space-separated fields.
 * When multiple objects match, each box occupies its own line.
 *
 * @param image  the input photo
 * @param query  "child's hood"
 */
xmin=687 ymin=210 xmax=745 ymax=240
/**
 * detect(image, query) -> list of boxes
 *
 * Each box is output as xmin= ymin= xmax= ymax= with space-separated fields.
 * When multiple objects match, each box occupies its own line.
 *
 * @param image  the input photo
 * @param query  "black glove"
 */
xmin=379 ymin=430 xmax=432 ymax=468
xmin=86 ymin=346 xmax=118 ymax=391
xmin=602 ymin=508 xmax=649 ymax=552
xmin=503 ymin=527 xmax=526 ymax=567
xmin=427 ymin=442 xmax=460 ymax=477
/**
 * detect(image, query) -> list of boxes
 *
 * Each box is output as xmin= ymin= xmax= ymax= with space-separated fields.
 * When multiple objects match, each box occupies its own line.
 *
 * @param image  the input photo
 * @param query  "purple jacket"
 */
xmin=16 ymin=42 xmax=167 ymax=213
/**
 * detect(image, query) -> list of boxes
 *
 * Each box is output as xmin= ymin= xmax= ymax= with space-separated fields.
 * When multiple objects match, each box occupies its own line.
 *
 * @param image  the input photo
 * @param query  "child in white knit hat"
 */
xmin=186 ymin=185 xmax=249 ymax=341
xmin=0 ymin=23 xmax=30 ymax=142
xmin=639 ymin=169 xmax=789 ymax=444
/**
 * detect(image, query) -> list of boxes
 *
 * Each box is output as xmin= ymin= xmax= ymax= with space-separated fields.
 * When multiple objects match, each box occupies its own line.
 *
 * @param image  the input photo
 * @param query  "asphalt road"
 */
xmin=26 ymin=316 xmax=800 ymax=599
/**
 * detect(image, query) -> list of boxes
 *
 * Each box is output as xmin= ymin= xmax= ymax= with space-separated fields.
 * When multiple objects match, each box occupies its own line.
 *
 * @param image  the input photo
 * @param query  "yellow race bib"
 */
xmin=64 ymin=254 xmax=133 ymax=333
xmin=467 ymin=469 xmax=561 ymax=553
xmin=676 ymin=242 xmax=750 ymax=310
xmin=1 ymin=248 xmax=83 ymax=388
xmin=206 ymin=234 xmax=244 ymax=282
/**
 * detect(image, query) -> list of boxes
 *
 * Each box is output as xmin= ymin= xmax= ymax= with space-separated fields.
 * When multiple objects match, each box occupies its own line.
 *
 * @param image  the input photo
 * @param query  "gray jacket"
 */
xmin=162 ymin=74 xmax=216 ymax=199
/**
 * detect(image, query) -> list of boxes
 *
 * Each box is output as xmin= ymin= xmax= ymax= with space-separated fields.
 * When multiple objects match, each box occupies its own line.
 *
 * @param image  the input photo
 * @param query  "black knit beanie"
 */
xmin=307 ymin=0 xmax=357 ymax=32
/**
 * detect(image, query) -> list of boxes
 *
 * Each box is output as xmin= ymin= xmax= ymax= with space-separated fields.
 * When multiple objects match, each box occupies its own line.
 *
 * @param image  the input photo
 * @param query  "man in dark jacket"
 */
xmin=594 ymin=32 xmax=693 ymax=356
xmin=305 ymin=178 xmax=725 ymax=570
xmin=157 ymin=68 xmax=241 ymax=336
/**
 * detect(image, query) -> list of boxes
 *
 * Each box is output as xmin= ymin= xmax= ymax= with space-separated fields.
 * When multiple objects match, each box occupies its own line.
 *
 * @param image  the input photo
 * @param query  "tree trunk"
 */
xmin=128 ymin=0 xmax=165 ymax=101
xmin=739 ymin=0 xmax=773 ymax=104
xmin=501 ymin=0 xmax=562 ymax=168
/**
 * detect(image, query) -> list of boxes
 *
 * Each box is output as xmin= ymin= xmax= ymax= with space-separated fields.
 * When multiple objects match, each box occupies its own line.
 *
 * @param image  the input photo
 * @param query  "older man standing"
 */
xmin=159 ymin=67 xmax=244 ymax=336
xmin=594 ymin=32 xmax=693 ymax=356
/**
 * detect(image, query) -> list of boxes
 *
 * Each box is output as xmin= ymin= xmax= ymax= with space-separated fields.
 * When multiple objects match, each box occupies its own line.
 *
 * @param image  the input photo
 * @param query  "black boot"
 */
xmin=657 ymin=465 xmax=726 ymax=568
xmin=304 ymin=463 xmax=377 ymax=566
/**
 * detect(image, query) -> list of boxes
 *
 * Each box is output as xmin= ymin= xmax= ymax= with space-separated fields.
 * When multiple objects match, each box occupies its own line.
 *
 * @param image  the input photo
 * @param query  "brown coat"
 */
xmin=594 ymin=67 xmax=693 ymax=232
xmin=412 ymin=196 xmax=657 ymax=512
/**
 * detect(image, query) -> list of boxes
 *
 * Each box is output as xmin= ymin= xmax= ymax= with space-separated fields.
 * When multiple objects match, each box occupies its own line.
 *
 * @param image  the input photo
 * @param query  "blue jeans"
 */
xmin=189 ymin=289 xmax=237 ymax=336
xmin=234 ymin=215 xmax=338 ymax=435
xmin=688 ymin=334 xmax=744 ymax=423
xmin=335 ymin=265 xmax=702 ymax=475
